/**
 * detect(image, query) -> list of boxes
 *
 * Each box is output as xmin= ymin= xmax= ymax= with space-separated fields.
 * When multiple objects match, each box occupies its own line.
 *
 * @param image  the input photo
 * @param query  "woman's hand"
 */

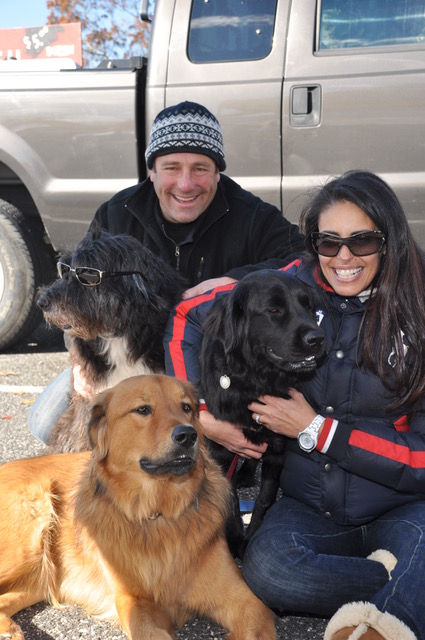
xmin=199 ymin=410 xmax=267 ymax=459
xmin=248 ymin=389 xmax=317 ymax=439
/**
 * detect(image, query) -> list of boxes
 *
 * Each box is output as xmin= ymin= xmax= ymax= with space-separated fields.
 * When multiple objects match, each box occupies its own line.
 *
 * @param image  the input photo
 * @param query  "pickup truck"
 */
xmin=1 ymin=0 xmax=425 ymax=350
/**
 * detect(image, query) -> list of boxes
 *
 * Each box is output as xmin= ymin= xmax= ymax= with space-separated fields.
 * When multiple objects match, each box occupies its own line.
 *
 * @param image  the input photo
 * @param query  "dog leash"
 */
xmin=226 ymin=453 xmax=240 ymax=481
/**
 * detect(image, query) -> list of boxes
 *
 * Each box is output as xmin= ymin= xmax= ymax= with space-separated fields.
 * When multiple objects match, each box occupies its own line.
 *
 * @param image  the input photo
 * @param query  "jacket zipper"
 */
xmin=197 ymin=256 xmax=205 ymax=281
xmin=161 ymin=223 xmax=181 ymax=271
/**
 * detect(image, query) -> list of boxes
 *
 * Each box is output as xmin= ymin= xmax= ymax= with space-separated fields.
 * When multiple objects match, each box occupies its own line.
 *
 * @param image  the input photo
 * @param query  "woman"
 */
xmin=164 ymin=171 xmax=425 ymax=640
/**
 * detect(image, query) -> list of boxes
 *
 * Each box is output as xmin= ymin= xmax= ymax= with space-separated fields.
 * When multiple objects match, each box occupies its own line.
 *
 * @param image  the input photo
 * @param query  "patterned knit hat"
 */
xmin=145 ymin=101 xmax=226 ymax=171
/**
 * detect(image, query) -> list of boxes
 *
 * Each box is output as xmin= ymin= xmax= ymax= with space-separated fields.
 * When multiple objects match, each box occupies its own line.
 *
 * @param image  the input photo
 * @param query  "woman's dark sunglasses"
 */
xmin=310 ymin=231 xmax=386 ymax=257
xmin=57 ymin=262 xmax=144 ymax=286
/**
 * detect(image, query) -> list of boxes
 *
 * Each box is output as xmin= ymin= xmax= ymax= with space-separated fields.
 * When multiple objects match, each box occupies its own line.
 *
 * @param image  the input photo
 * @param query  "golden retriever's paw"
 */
xmin=0 ymin=619 xmax=25 ymax=640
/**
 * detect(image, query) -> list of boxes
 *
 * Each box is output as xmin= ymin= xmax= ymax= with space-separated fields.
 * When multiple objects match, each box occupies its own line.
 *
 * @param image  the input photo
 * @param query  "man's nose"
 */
xmin=177 ymin=169 xmax=195 ymax=190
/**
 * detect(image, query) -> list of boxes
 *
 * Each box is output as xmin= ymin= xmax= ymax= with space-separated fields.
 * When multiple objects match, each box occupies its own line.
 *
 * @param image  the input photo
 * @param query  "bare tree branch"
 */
xmin=46 ymin=0 xmax=154 ymax=66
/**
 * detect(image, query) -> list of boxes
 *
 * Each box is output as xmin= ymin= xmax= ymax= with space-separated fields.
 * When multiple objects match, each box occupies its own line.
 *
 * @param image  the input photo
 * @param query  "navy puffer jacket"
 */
xmin=164 ymin=260 xmax=425 ymax=525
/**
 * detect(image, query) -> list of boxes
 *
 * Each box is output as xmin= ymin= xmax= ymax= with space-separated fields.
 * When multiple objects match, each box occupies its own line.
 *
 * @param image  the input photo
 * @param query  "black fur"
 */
xmin=37 ymin=224 xmax=187 ymax=452
xmin=199 ymin=270 xmax=325 ymax=557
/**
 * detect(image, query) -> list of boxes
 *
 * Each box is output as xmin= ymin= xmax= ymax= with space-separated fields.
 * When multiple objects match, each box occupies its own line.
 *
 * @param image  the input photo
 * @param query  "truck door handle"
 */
xmin=290 ymin=85 xmax=321 ymax=127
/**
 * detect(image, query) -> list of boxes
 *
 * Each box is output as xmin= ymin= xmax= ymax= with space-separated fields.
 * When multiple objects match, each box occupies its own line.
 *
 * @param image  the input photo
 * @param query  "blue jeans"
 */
xmin=242 ymin=496 xmax=425 ymax=638
xmin=28 ymin=368 xmax=71 ymax=443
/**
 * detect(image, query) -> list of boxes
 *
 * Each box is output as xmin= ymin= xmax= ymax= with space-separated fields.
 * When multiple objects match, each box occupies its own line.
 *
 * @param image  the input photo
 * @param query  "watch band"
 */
xmin=306 ymin=414 xmax=326 ymax=436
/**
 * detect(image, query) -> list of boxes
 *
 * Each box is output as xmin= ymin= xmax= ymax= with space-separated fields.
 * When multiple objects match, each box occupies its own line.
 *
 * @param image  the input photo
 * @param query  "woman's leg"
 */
xmin=242 ymin=496 xmax=389 ymax=617
xmin=28 ymin=367 xmax=71 ymax=444
xmin=324 ymin=500 xmax=425 ymax=640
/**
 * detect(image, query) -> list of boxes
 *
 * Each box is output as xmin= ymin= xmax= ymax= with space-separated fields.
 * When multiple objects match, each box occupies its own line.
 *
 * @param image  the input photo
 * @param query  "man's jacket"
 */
xmin=91 ymin=174 xmax=304 ymax=287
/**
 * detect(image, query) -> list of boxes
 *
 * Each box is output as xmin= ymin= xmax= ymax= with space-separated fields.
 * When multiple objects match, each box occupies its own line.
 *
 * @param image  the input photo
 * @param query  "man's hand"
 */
xmin=199 ymin=410 xmax=267 ymax=459
xmin=183 ymin=276 xmax=236 ymax=299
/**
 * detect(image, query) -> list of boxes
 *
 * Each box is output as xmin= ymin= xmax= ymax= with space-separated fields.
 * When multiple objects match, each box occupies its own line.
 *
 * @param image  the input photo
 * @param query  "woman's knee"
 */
xmin=242 ymin=527 xmax=311 ymax=612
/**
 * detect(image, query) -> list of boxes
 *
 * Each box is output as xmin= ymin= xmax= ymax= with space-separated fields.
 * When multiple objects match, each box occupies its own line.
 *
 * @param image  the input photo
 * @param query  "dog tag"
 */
xmin=219 ymin=374 xmax=231 ymax=389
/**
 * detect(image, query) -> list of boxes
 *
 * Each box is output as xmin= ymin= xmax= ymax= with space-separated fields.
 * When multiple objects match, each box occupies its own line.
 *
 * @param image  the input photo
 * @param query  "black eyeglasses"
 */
xmin=57 ymin=262 xmax=144 ymax=286
xmin=310 ymin=231 xmax=386 ymax=257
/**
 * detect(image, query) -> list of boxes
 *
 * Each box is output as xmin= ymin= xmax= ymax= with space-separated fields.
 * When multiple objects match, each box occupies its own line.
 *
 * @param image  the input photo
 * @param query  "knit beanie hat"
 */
xmin=145 ymin=101 xmax=226 ymax=171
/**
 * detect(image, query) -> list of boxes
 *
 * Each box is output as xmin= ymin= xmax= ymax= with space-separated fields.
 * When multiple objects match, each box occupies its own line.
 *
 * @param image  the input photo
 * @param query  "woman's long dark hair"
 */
xmin=299 ymin=170 xmax=425 ymax=410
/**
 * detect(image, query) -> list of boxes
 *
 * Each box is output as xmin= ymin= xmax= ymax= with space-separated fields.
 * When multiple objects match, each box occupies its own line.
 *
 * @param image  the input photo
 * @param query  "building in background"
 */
xmin=0 ymin=23 xmax=82 ymax=67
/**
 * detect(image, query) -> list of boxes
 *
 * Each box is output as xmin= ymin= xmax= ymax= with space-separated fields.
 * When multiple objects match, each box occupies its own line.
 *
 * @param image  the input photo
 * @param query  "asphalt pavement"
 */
xmin=0 ymin=323 xmax=328 ymax=639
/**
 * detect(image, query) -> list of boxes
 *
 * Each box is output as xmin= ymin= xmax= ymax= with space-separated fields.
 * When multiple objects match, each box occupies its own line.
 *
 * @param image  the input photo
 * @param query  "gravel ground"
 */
xmin=0 ymin=324 xmax=328 ymax=639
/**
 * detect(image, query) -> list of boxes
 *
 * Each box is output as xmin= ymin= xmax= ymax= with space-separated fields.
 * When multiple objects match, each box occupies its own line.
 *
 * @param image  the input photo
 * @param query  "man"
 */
xmin=29 ymin=100 xmax=304 ymax=447
xmin=91 ymin=100 xmax=304 ymax=297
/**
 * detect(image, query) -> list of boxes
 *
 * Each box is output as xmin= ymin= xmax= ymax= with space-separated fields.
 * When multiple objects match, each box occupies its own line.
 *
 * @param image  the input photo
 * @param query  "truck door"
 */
xmin=282 ymin=0 xmax=425 ymax=244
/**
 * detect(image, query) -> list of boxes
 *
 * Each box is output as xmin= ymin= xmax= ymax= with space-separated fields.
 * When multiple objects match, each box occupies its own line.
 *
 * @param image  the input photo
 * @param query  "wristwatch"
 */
xmin=297 ymin=415 xmax=325 ymax=452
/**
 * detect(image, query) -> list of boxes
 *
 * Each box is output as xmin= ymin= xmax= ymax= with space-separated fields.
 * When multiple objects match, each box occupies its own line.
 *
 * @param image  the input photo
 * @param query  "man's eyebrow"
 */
xmin=162 ymin=160 xmax=212 ymax=169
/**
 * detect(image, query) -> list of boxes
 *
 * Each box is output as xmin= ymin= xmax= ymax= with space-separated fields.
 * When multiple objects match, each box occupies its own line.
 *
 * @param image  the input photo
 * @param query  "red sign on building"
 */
xmin=0 ymin=23 xmax=82 ymax=66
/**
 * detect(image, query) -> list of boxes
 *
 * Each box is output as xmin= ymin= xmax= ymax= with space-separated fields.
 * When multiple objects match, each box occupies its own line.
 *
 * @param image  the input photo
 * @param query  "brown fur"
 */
xmin=0 ymin=375 xmax=276 ymax=640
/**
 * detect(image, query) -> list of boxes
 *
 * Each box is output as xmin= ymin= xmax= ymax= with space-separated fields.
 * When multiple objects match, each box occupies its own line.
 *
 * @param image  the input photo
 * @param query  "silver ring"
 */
xmin=255 ymin=413 xmax=262 ymax=424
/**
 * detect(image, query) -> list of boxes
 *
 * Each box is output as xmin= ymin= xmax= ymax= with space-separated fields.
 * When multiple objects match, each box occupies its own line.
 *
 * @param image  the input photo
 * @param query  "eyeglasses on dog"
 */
xmin=310 ymin=231 xmax=386 ymax=257
xmin=57 ymin=262 xmax=144 ymax=286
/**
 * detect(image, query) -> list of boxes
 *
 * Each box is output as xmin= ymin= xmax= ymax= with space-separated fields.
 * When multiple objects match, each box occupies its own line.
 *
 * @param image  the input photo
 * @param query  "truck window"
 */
xmin=319 ymin=0 xmax=425 ymax=50
xmin=188 ymin=0 xmax=278 ymax=63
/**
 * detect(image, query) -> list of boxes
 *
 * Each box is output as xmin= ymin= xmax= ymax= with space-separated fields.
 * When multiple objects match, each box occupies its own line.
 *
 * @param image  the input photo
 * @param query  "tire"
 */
xmin=0 ymin=199 xmax=56 ymax=351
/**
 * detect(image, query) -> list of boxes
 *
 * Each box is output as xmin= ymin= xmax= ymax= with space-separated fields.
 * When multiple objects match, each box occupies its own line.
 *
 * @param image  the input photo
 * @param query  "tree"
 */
xmin=46 ymin=0 xmax=155 ymax=67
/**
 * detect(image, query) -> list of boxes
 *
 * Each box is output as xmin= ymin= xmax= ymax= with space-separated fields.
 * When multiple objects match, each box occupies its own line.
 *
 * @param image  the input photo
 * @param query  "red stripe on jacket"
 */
xmin=349 ymin=430 xmax=425 ymax=468
xmin=168 ymin=283 xmax=236 ymax=380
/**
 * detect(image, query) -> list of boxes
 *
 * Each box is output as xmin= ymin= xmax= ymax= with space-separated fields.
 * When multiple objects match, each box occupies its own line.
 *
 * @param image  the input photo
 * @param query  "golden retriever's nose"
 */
xmin=172 ymin=425 xmax=197 ymax=449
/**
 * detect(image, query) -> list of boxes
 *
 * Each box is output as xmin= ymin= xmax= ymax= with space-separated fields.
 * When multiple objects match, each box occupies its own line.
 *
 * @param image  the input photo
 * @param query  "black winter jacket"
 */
xmin=164 ymin=260 xmax=425 ymax=525
xmin=91 ymin=175 xmax=304 ymax=287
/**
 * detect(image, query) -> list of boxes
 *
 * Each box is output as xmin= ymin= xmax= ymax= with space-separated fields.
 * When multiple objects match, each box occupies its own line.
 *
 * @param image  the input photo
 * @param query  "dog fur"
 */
xmin=199 ymin=269 xmax=326 ymax=555
xmin=37 ymin=225 xmax=187 ymax=453
xmin=0 ymin=374 xmax=276 ymax=640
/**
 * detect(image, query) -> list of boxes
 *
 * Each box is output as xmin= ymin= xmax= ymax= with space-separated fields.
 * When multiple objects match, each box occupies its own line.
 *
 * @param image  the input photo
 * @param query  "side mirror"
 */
xmin=140 ymin=0 xmax=153 ymax=23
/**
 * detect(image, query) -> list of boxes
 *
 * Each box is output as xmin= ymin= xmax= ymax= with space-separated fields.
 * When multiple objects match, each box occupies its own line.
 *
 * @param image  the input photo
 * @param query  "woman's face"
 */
xmin=317 ymin=201 xmax=383 ymax=296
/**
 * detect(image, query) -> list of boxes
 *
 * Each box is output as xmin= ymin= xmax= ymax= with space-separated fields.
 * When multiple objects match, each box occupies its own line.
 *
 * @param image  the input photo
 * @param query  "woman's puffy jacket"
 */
xmin=164 ymin=261 xmax=425 ymax=525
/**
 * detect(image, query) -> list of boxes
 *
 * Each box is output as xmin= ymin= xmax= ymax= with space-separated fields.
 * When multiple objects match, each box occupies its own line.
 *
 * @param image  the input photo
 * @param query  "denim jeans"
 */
xmin=242 ymin=496 xmax=425 ymax=639
xmin=28 ymin=368 xmax=71 ymax=443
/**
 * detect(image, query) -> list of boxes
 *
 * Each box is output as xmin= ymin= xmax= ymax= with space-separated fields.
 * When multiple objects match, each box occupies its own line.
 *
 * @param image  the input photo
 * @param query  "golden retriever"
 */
xmin=0 ymin=374 xmax=276 ymax=640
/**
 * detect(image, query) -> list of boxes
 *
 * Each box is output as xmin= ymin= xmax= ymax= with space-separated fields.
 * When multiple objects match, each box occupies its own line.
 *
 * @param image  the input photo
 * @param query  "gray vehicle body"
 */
xmin=1 ymin=0 xmax=424 ymax=348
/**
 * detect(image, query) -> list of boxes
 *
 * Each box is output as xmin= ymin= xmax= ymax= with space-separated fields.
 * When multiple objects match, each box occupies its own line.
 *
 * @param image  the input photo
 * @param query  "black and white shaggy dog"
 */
xmin=199 ymin=270 xmax=326 ymax=556
xmin=37 ymin=225 xmax=187 ymax=453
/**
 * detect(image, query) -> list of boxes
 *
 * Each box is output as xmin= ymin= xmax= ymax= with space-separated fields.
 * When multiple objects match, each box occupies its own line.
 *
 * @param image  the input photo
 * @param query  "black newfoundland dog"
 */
xmin=199 ymin=269 xmax=325 ymax=556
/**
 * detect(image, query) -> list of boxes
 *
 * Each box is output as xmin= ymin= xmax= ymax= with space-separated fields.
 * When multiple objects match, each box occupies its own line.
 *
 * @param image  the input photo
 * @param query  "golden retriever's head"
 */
xmin=88 ymin=374 xmax=201 ymax=477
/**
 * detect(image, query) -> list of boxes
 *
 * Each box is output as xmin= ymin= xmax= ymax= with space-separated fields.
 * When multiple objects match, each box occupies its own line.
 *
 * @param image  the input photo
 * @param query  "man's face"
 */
xmin=150 ymin=153 xmax=220 ymax=223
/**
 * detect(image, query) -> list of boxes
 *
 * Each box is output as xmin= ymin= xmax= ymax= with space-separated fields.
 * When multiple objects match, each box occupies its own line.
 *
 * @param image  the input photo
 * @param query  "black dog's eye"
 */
xmin=133 ymin=404 xmax=152 ymax=416
xmin=181 ymin=402 xmax=192 ymax=414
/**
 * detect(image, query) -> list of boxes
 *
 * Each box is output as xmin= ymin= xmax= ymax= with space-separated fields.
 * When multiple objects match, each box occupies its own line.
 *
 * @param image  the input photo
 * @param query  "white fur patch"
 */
xmin=94 ymin=337 xmax=155 ymax=393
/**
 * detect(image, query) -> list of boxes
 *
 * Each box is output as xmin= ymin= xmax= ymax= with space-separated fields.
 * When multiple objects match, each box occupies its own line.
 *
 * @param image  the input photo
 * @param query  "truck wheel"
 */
xmin=0 ymin=200 xmax=55 ymax=351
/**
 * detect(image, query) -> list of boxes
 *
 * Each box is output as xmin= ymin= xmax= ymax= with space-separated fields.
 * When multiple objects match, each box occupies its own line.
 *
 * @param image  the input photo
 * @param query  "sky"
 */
xmin=2 ymin=0 xmax=48 ymax=29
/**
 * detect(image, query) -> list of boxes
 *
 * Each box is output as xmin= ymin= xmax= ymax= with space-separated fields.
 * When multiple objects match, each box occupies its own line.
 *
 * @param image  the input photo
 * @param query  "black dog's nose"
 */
xmin=303 ymin=329 xmax=325 ymax=351
xmin=36 ymin=294 xmax=49 ymax=311
xmin=172 ymin=425 xmax=198 ymax=449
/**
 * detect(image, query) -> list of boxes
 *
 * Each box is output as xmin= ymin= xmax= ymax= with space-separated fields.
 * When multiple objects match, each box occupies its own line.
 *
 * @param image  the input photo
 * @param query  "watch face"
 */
xmin=298 ymin=431 xmax=315 ymax=451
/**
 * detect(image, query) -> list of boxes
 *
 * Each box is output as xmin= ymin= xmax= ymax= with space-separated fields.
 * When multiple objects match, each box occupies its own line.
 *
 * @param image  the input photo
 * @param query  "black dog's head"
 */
xmin=201 ymin=270 xmax=325 ymax=410
xmin=37 ymin=224 xmax=187 ymax=341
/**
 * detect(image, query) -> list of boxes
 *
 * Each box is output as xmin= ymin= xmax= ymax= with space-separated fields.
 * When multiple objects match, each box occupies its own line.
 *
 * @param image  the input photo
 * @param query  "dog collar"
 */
xmin=147 ymin=494 xmax=199 ymax=521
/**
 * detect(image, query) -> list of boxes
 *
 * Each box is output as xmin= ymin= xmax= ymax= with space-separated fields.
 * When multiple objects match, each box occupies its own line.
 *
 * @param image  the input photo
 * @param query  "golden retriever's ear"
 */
xmin=88 ymin=390 xmax=111 ymax=460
